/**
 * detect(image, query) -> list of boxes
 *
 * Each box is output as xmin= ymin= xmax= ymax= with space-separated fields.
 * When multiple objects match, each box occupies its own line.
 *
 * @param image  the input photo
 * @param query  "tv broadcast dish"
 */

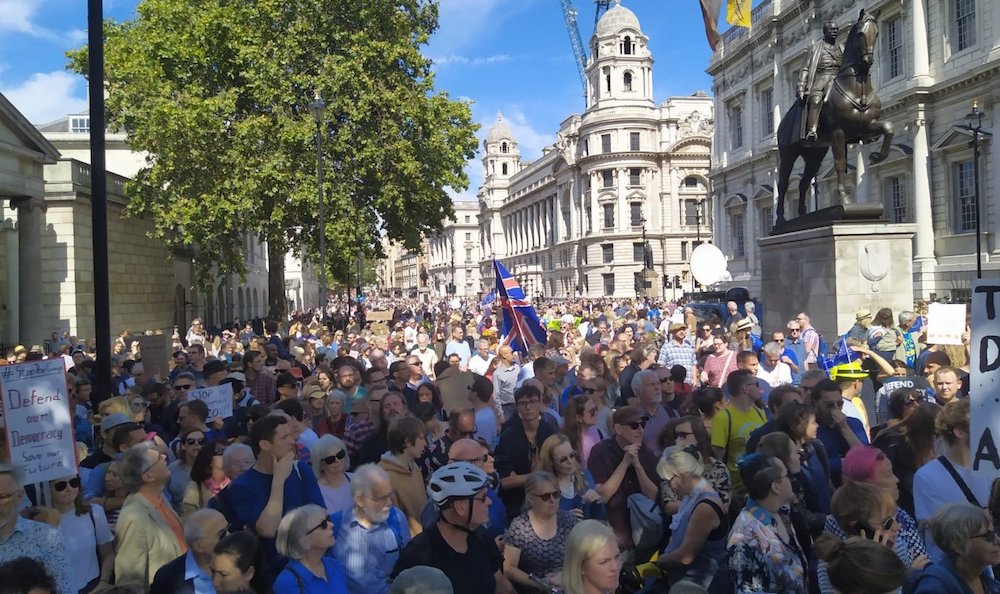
xmin=689 ymin=243 xmax=731 ymax=287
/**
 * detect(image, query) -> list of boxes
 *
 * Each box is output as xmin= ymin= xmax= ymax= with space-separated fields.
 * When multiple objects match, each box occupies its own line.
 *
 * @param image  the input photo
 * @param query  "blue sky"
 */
xmin=1 ymin=0 xmax=727 ymax=201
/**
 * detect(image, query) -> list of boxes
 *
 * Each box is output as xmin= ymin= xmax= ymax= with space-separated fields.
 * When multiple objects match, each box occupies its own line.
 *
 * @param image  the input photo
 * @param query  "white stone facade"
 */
xmin=477 ymin=3 xmax=714 ymax=298
xmin=708 ymin=0 xmax=999 ymax=300
xmin=427 ymin=201 xmax=482 ymax=297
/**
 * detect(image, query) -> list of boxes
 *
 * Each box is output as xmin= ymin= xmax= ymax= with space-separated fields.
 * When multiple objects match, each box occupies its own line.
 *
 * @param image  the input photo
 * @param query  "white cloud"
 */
xmin=0 ymin=0 xmax=88 ymax=46
xmin=1 ymin=71 xmax=88 ymax=124
xmin=431 ymin=53 xmax=511 ymax=67
xmin=491 ymin=106 xmax=553 ymax=161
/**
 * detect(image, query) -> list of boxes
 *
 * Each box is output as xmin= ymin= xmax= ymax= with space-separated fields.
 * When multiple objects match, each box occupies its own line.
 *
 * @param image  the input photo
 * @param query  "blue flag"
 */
xmin=494 ymin=259 xmax=548 ymax=356
xmin=818 ymin=337 xmax=862 ymax=374
xmin=481 ymin=290 xmax=496 ymax=306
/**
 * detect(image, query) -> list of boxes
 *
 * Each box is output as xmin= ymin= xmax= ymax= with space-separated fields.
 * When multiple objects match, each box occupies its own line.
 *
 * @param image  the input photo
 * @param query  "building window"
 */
xmin=760 ymin=206 xmax=773 ymax=236
xmin=954 ymin=0 xmax=976 ymax=52
xmin=623 ymin=71 xmax=633 ymax=92
xmin=884 ymin=176 xmax=907 ymax=223
xmin=601 ymin=134 xmax=612 ymax=153
xmin=729 ymin=104 xmax=743 ymax=149
xmin=581 ymin=246 xmax=588 ymax=264
xmin=684 ymin=176 xmax=699 ymax=189
xmin=602 ymin=170 xmax=614 ymax=188
xmin=684 ymin=200 xmax=701 ymax=225
xmin=465 ymin=232 xmax=471 ymax=241
xmin=680 ymin=241 xmax=688 ymax=261
xmin=630 ymin=132 xmax=640 ymax=151
xmin=632 ymin=243 xmax=645 ymax=262
xmin=759 ymin=87 xmax=774 ymax=136
xmin=602 ymin=204 xmax=615 ymax=229
xmin=628 ymin=168 xmax=641 ymax=187
xmin=884 ymin=15 xmax=903 ymax=80
xmin=585 ymin=207 xmax=592 ymax=233
xmin=630 ymin=202 xmax=643 ymax=226
xmin=731 ymin=214 xmax=746 ymax=257
xmin=501 ymin=142 xmax=508 ymax=154
xmin=602 ymin=273 xmax=615 ymax=296
xmin=582 ymin=139 xmax=589 ymax=156
xmin=465 ymin=248 xmax=473 ymax=262
xmin=953 ymin=160 xmax=976 ymax=232
xmin=70 ymin=117 xmax=90 ymax=133
xmin=603 ymin=67 xmax=611 ymax=93
xmin=622 ymin=36 xmax=633 ymax=55
xmin=501 ymin=163 xmax=508 ymax=175
xmin=602 ymin=243 xmax=614 ymax=263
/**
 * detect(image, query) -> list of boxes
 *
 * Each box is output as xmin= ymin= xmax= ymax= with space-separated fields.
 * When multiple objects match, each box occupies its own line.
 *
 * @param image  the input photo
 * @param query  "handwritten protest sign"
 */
xmin=927 ymin=303 xmax=966 ymax=345
xmin=0 ymin=359 xmax=77 ymax=483
xmin=970 ymin=280 xmax=1000 ymax=476
xmin=137 ymin=334 xmax=171 ymax=380
xmin=189 ymin=385 xmax=233 ymax=419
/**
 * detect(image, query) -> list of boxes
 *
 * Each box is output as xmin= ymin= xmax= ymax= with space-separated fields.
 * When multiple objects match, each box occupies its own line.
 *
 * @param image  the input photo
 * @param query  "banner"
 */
xmin=926 ymin=303 xmax=966 ymax=345
xmin=0 ymin=359 xmax=77 ymax=483
xmin=726 ymin=0 xmax=752 ymax=27
xmin=969 ymin=280 xmax=1000 ymax=475
xmin=137 ymin=334 xmax=171 ymax=380
xmin=189 ymin=385 xmax=233 ymax=419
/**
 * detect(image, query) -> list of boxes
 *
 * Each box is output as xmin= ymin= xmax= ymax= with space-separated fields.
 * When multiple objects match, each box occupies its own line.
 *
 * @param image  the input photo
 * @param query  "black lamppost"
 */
xmin=692 ymin=200 xmax=703 ymax=292
xmin=306 ymin=91 xmax=327 ymax=312
xmin=963 ymin=100 xmax=991 ymax=279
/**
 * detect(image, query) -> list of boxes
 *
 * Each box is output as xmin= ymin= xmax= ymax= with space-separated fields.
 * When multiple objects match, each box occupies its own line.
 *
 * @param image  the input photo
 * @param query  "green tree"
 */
xmin=69 ymin=0 xmax=478 ymax=318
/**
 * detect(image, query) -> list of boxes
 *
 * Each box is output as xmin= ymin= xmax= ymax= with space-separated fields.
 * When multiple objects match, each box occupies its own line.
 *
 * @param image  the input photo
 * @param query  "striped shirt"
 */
xmin=331 ymin=507 xmax=410 ymax=594
xmin=657 ymin=338 xmax=697 ymax=385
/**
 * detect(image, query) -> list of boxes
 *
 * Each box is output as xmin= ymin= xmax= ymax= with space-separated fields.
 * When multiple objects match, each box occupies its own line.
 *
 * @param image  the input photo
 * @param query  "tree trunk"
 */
xmin=266 ymin=232 xmax=287 ymax=320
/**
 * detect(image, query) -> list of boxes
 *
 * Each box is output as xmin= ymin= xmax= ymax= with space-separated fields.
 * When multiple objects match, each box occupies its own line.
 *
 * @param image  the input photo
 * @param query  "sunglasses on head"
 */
xmin=185 ymin=437 xmax=207 ymax=446
xmin=322 ymin=450 xmax=347 ymax=464
xmin=53 ymin=477 xmax=81 ymax=492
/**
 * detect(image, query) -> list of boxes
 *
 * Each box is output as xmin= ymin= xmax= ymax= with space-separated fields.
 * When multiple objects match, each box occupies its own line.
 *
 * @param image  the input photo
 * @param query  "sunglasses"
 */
xmin=973 ymin=530 xmax=999 ymax=543
xmin=174 ymin=384 xmax=193 ymax=390
xmin=306 ymin=518 xmax=331 ymax=535
xmin=322 ymin=450 xmax=347 ymax=464
xmin=556 ymin=451 xmax=579 ymax=464
xmin=53 ymin=477 xmax=81 ymax=492
xmin=130 ymin=400 xmax=149 ymax=410
xmin=185 ymin=437 xmax=207 ymax=446
xmin=626 ymin=420 xmax=648 ymax=430
xmin=534 ymin=491 xmax=560 ymax=502
xmin=675 ymin=430 xmax=693 ymax=439
xmin=903 ymin=399 xmax=919 ymax=408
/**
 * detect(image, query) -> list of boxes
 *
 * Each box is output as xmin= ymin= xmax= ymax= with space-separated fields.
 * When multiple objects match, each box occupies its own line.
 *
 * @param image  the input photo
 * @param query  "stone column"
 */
xmin=617 ymin=169 xmax=627 ymax=231
xmin=911 ymin=105 xmax=935 ymax=296
xmin=2 ymin=219 xmax=18 ymax=343
xmin=910 ymin=0 xmax=931 ymax=86
xmin=15 ymin=197 xmax=44 ymax=346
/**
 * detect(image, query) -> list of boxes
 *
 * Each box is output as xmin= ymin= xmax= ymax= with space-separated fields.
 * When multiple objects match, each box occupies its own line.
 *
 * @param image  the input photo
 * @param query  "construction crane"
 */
xmin=559 ymin=0 xmax=589 ymax=98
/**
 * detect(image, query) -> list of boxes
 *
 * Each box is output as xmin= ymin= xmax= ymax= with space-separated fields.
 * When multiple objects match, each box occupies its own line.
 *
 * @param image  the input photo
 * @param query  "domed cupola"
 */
xmin=587 ymin=0 xmax=653 ymax=109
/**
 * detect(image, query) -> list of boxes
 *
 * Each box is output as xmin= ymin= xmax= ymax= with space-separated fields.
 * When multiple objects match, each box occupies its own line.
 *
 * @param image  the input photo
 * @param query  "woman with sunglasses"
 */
xmin=539 ymin=434 xmax=604 ymax=521
xmin=166 ymin=427 xmax=206 ymax=506
xmin=909 ymin=503 xmax=1000 ymax=594
xmin=656 ymin=416 xmax=731 ymax=516
xmin=273 ymin=504 xmax=348 ymax=594
xmin=311 ymin=434 xmax=353 ymax=515
xmin=562 ymin=392 xmax=605 ymax=468
xmin=871 ymin=400 xmax=938 ymax=516
xmin=502 ymin=471 xmax=579 ymax=592
xmin=180 ymin=440 xmax=230 ymax=520
xmin=49 ymin=474 xmax=115 ymax=593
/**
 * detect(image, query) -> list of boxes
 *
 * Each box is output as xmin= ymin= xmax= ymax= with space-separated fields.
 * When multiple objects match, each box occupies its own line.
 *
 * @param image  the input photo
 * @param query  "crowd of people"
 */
xmin=0 ymin=296 xmax=995 ymax=594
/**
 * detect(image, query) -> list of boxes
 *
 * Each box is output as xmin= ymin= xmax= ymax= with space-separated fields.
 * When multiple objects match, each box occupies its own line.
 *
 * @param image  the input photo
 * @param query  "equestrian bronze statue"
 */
xmin=775 ymin=9 xmax=894 ymax=225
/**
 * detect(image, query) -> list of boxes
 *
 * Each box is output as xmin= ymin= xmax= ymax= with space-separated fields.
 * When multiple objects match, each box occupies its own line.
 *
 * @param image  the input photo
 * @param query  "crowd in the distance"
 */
xmin=0 ymin=297 xmax=997 ymax=594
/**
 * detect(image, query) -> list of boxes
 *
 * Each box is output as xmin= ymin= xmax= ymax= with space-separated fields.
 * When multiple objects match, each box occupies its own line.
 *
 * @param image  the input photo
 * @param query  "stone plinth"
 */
xmin=759 ymin=223 xmax=917 ymax=340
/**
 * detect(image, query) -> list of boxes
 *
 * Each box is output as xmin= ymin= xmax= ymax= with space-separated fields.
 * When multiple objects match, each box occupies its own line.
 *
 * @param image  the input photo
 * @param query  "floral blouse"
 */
xmin=728 ymin=505 xmax=808 ymax=594
xmin=659 ymin=456 xmax=732 ymax=511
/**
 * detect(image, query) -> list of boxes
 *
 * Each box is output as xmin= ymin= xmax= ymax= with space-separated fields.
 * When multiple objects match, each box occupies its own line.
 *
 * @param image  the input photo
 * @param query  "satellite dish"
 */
xmin=690 ymin=243 xmax=730 ymax=287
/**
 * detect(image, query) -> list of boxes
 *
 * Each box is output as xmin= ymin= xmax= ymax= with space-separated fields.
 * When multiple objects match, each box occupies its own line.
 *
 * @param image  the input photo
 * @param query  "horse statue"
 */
xmin=775 ymin=9 xmax=894 ymax=225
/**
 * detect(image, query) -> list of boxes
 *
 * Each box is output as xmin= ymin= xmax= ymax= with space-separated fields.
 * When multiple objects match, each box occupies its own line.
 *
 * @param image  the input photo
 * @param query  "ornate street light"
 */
xmin=963 ymin=100 xmax=991 ymax=279
xmin=307 ymin=90 xmax=327 ymax=314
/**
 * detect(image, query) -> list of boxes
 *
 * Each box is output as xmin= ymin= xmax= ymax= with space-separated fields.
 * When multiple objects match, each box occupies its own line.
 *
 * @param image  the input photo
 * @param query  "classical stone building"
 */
xmin=427 ymin=201 xmax=481 ymax=298
xmin=708 ymin=0 xmax=998 ymax=300
xmin=477 ymin=3 xmax=714 ymax=298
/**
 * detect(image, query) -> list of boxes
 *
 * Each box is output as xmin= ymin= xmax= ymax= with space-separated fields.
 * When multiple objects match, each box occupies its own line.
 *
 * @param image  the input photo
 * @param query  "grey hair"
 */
xmin=929 ymin=503 xmax=991 ymax=559
xmin=275 ymin=503 xmax=328 ymax=560
xmin=183 ymin=508 xmax=225 ymax=544
xmin=745 ymin=302 xmax=756 ymax=313
xmin=350 ymin=463 xmax=389 ymax=499
xmin=631 ymin=369 xmax=659 ymax=396
xmin=657 ymin=445 xmax=705 ymax=481
xmin=328 ymin=390 xmax=348 ymax=406
xmin=898 ymin=311 xmax=917 ymax=326
xmin=119 ymin=442 xmax=157 ymax=494
xmin=310 ymin=434 xmax=350 ymax=477
xmin=222 ymin=443 xmax=254 ymax=472
xmin=762 ymin=342 xmax=783 ymax=358
xmin=0 ymin=463 xmax=25 ymax=490
xmin=389 ymin=566 xmax=454 ymax=594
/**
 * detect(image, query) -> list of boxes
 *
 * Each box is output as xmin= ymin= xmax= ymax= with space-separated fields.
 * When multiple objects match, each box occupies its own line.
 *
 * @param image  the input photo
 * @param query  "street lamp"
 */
xmin=306 ymin=90 xmax=327 ymax=315
xmin=964 ymin=100 xmax=991 ymax=279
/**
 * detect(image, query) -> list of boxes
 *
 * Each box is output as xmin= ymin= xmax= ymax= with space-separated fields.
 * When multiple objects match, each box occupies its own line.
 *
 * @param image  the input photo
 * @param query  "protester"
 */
xmin=150 ymin=508 xmax=228 ymax=594
xmin=311 ymin=434 xmax=353 ymax=515
xmin=378 ymin=416 xmax=429 ymax=536
xmin=813 ymin=535 xmax=908 ymax=594
xmin=211 ymin=530 xmax=272 ymax=594
xmin=502 ymin=471 xmax=578 ymax=590
xmin=561 ymin=519 xmax=620 ymax=594
xmin=273 ymin=504 xmax=349 ymax=594
xmin=910 ymin=503 xmax=1000 ymax=593
xmin=48 ymin=473 xmax=115 ymax=593
xmin=180 ymin=439 xmax=230 ymax=519
xmin=538 ymin=434 xmax=604 ymax=520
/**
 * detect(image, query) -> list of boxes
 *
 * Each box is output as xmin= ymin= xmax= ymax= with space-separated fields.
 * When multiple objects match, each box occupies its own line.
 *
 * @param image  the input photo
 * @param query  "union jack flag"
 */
xmin=494 ymin=259 xmax=548 ymax=356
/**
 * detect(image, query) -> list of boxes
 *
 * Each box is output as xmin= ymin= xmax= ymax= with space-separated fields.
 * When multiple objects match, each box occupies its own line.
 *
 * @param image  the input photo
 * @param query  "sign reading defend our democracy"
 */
xmin=189 ymin=385 xmax=233 ymax=420
xmin=0 ymin=359 xmax=77 ymax=483
xmin=970 ymin=280 xmax=1000 ymax=476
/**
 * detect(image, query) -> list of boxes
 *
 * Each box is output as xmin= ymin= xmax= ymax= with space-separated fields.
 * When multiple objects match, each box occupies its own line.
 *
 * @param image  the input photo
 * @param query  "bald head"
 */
xmin=184 ymin=508 xmax=227 ymax=549
xmin=448 ymin=438 xmax=483 ymax=463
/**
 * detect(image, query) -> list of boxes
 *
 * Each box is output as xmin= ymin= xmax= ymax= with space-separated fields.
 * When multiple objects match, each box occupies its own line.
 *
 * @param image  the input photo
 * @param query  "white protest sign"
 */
xmin=0 ymin=359 xmax=77 ymax=483
xmin=927 ymin=302 xmax=967 ymax=345
xmin=189 ymin=385 xmax=233 ymax=419
xmin=971 ymin=280 xmax=1000 ymax=476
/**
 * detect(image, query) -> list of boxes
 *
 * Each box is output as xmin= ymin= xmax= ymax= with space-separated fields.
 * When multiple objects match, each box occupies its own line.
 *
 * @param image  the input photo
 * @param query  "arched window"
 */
xmin=622 ymin=36 xmax=633 ymax=55
xmin=684 ymin=176 xmax=699 ymax=188
xmin=603 ymin=67 xmax=611 ymax=93
xmin=623 ymin=71 xmax=633 ymax=92
xmin=501 ymin=142 xmax=508 ymax=154
xmin=502 ymin=163 xmax=508 ymax=175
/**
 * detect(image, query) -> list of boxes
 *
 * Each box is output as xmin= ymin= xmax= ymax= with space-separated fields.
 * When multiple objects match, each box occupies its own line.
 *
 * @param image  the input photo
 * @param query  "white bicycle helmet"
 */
xmin=427 ymin=462 xmax=489 ymax=509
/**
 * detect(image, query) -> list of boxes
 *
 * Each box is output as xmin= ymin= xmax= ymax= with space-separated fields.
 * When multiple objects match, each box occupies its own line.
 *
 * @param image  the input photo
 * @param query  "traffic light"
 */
xmin=663 ymin=275 xmax=671 ymax=289
xmin=673 ymin=275 xmax=681 ymax=287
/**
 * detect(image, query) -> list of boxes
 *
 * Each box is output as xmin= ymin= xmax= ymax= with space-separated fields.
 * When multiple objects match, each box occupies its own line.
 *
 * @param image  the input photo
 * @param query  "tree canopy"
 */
xmin=69 ymin=0 xmax=478 ymax=317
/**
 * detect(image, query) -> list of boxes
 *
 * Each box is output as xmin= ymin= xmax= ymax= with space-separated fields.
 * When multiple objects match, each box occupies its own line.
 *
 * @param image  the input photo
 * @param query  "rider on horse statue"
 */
xmin=798 ymin=21 xmax=844 ymax=142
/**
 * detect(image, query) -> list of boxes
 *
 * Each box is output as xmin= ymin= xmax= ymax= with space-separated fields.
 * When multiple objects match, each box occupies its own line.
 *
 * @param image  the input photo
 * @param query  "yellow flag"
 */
xmin=727 ymin=0 xmax=752 ymax=28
